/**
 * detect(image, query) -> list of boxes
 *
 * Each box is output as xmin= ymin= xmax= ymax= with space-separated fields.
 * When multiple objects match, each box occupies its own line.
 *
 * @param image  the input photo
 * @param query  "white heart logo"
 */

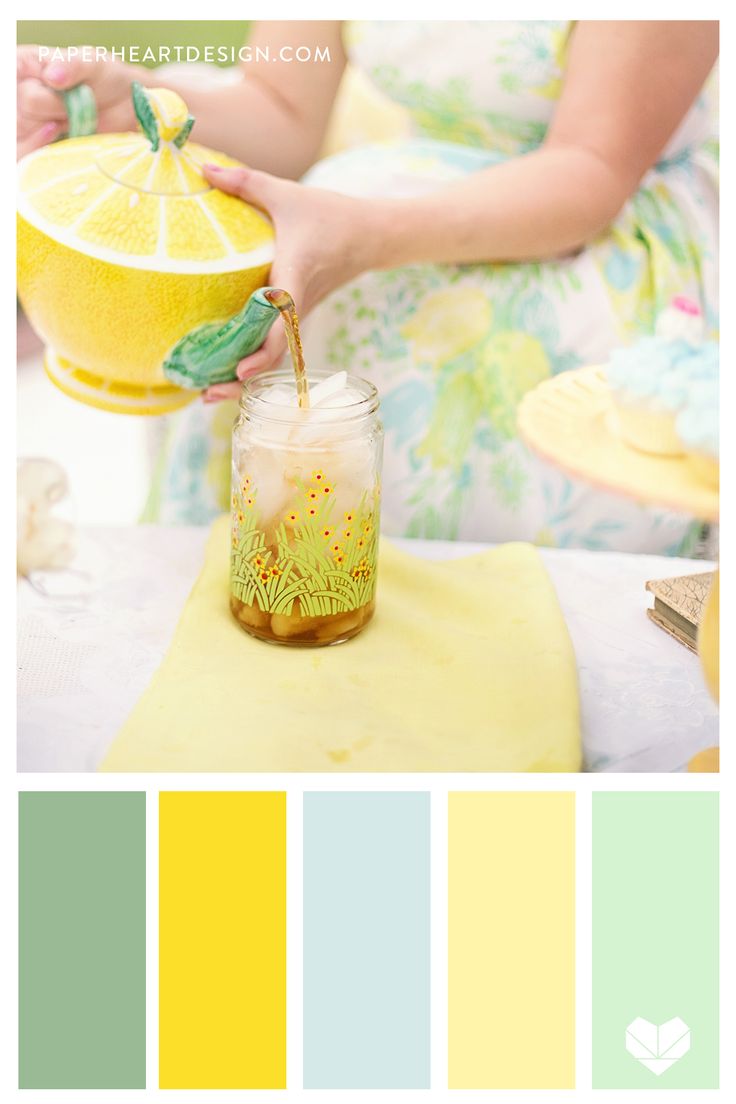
xmin=626 ymin=1016 xmax=691 ymax=1075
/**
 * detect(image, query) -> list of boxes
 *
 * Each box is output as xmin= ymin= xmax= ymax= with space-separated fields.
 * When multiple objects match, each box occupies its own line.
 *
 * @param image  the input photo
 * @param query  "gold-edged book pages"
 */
xmin=645 ymin=571 xmax=715 ymax=653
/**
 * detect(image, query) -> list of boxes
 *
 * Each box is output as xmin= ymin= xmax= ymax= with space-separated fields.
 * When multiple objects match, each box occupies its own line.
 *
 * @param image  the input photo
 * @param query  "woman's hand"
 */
xmin=198 ymin=21 xmax=717 ymax=403
xmin=17 ymin=45 xmax=139 ymax=158
xmin=201 ymin=164 xmax=379 ymax=402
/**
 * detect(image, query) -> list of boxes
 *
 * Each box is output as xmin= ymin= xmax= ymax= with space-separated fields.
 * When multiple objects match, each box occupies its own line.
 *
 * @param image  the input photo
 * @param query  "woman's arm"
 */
xmin=202 ymin=20 xmax=718 ymax=397
xmin=17 ymin=21 xmax=345 ymax=177
xmin=156 ymin=21 xmax=346 ymax=176
xmin=372 ymin=20 xmax=719 ymax=265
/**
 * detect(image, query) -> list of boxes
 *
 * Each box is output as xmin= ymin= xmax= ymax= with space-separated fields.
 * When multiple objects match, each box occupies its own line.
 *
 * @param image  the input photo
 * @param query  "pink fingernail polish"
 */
xmin=41 ymin=121 xmax=58 ymax=139
xmin=44 ymin=63 xmax=66 ymax=83
xmin=203 ymin=162 xmax=222 ymax=172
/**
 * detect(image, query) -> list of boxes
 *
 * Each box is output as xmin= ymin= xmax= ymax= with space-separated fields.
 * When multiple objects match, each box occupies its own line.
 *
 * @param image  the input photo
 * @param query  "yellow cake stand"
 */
xmin=517 ymin=367 xmax=718 ymax=521
xmin=518 ymin=367 xmax=719 ymax=764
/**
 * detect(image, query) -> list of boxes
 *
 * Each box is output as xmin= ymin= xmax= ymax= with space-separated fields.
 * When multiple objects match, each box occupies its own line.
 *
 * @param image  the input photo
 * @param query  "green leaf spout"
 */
xmin=162 ymin=288 xmax=282 ymax=390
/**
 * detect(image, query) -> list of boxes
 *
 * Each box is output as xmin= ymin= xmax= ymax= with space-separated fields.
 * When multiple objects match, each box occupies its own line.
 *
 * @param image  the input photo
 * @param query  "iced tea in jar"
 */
xmin=230 ymin=368 xmax=383 ymax=645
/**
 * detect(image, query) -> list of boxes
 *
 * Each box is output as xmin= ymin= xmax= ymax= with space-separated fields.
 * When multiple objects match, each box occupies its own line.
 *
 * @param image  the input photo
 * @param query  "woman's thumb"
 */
xmin=41 ymin=53 xmax=88 ymax=91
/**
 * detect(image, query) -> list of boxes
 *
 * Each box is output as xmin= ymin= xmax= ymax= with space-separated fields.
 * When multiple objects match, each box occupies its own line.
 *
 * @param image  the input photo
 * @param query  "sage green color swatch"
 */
xmin=19 ymin=792 xmax=146 ymax=1088
xmin=593 ymin=792 xmax=718 ymax=1089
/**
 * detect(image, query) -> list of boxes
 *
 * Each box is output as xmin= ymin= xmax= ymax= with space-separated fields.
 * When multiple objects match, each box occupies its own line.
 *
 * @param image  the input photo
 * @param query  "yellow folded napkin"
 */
xmin=101 ymin=517 xmax=580 ymax=772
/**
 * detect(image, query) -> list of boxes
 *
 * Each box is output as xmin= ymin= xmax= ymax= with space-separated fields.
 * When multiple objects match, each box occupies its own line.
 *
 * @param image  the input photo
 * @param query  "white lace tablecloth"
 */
xmin=17 ymin=527 xmax=718 ymax=773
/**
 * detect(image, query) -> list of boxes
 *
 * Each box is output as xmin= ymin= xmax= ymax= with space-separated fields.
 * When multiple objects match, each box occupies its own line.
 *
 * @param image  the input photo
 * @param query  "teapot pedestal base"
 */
xmin=44 ymin=348 xmax=197 ymax=417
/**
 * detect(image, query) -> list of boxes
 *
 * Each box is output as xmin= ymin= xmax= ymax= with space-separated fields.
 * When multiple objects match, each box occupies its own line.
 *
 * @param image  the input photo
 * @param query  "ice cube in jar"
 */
xmin=230 ymin=369 xmax=383 ymax=646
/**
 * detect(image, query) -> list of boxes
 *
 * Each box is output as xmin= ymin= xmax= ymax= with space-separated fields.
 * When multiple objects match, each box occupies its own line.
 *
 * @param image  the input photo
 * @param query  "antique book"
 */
xmin=645 ymin=571 xmax=715 ymax=653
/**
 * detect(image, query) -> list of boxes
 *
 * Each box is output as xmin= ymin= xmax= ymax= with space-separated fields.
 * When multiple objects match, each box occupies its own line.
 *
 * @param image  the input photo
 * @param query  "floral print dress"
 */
xmin=152 ymin=20 xmax=718 ymax=552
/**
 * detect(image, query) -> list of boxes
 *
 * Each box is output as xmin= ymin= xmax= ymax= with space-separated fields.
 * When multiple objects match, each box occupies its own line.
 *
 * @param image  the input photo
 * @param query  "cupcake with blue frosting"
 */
xmin=676 ymin=372 xmax=719 ymax=488
xmin=606 ymin=297 xmax=716 ymax=457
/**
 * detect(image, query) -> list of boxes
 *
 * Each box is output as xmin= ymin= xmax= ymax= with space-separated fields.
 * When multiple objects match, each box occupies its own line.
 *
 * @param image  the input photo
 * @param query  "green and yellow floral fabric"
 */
xmin=154 ymin=20 xmax=717 ymax=552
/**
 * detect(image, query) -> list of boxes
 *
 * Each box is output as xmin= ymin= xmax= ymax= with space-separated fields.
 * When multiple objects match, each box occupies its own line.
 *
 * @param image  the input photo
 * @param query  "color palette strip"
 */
xmin=303 ymin=792 xmax=431 ymax=1088
xmin=448 ymin=791 xmax=576 ymax=1088
xmin=19 ymin=792 xmax=146 ymax=1089
xmin=593 ymin=792 xmax=719 ymax=1089
xmin=158 ymin=791 xmax=286 ymax=1089
xmin=18 ymin=788 xmax=719 ymax=1091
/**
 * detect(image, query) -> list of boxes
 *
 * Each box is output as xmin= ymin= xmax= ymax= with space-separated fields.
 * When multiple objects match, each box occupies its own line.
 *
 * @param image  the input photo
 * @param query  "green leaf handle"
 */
xmin=61 ymin=84 xmax=97 ymax=138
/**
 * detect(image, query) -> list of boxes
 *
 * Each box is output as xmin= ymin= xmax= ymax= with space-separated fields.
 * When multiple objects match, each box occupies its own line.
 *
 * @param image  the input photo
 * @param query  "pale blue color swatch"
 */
xmin=303 ymin=792 xmax=430 ymax=1088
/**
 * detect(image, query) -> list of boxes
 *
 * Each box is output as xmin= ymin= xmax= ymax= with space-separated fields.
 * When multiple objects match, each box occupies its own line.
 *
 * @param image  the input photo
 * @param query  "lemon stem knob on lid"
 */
xmin=131 ymin=82 xmax=195 ymax=152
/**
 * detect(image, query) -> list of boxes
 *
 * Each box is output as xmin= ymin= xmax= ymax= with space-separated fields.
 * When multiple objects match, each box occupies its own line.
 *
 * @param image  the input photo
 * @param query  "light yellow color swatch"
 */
xmin=158 ymin=792 xmax=286 ymax=1089
xmin=448 ymin=792 xmax=575 ymax=1088
xmin=101 ymin=517 xmax=580 ymax=773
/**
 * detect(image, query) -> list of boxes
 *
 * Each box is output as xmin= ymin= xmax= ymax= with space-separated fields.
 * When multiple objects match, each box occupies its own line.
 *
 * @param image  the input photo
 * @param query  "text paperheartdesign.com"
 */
xmin=37 ymin=44 xmax=333 ymax=66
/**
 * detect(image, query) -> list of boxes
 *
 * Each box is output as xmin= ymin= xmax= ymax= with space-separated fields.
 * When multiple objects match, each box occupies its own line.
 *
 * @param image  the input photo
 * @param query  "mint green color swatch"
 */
xmin=593 ymin=792 xmax=718 ymax=1089
xmin=19 ymin=792 xmax=146 ymax=1088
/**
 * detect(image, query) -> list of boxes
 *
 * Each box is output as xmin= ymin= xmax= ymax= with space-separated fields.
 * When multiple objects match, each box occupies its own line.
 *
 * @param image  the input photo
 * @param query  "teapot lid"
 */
xmin=17 ymin=84 xmax=274 ymax=274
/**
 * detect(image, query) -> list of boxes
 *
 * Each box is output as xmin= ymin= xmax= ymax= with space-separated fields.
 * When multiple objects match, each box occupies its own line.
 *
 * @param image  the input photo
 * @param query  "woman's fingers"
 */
xmin=202 ymin=163 xmax=283 ymax=214
xmin=201 ymin=163 xmax=312 ymax=404
xmin=237 ymin=322 xmax=288 ymax=378
xmin=40 ymin=54 xmax=93 ymax=92
xmin=203 ymin=297 xmax=291 ymax=403
xmin=17 ymin=72 xmax=76 ymax=156
xmin=17 ymin=47 xmax=100 ymax=157
xmin=18 ymin=120 xmax=62 ymax=158
xmin=202 ymin=381 xmax=242 ymax=403
xmin=232 ymin=346 xmax=272 ymax=379
xmin=18 ymin=77 xmax=69 ymax=121
xmin=17 ymin=45 xmax=45 ymax=81
xmin=203 ymin=326 xmax=287 ymax=402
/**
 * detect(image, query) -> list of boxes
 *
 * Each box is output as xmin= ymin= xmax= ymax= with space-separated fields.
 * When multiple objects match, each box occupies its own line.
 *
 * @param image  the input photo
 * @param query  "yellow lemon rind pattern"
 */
xmin=17 ymin=136 xmax=274 ymax=274
xmin=18 ymin=213 xmax=271 ymax=387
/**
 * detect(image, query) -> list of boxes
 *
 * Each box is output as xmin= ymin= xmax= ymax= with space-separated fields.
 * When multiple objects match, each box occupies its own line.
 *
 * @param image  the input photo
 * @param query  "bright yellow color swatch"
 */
xmin=448 ymin=792 xmax=575 ymax=1088
xmin=101 ymin=517 xmax=580 ymax=773
xmin=158 ymin=792 xmax=286 ymax=1089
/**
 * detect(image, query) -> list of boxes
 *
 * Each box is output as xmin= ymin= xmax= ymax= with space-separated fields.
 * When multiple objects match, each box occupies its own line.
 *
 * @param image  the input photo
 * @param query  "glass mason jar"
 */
xmin=230 ymin=368 xmax=383 ymax=646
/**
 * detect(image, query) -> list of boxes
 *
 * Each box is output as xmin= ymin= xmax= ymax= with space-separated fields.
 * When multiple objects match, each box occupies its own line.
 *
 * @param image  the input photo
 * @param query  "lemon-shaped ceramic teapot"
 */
xmin=17 ymin=83 xmax=280 ymax=415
